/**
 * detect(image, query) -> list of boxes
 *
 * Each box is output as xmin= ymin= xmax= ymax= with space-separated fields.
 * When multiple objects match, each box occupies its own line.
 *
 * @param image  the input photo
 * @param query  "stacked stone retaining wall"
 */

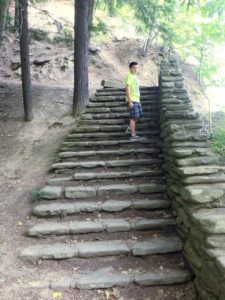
xmin=159 ymin=58 xmax=225 ymax=300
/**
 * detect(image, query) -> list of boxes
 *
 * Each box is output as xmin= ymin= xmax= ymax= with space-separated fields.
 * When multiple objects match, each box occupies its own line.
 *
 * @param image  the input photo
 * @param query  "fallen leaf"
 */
xmin=18 ymin=221 xmax=23 ymax=226
xmin=104 ymin=289 xmax=112 ymax=299
xmin=52 ymin=291 xmax=62 ymax=298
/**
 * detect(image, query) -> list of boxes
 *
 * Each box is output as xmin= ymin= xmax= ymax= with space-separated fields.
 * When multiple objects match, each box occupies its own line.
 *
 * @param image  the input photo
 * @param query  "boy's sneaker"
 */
xmin=125 ymin=126 xmax=131 ymax=133
xmin=130 ymin=134 xmax=141 ymax=141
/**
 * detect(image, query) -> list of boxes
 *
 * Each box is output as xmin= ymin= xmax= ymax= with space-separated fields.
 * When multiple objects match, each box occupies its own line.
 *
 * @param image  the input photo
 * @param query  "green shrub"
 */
xmin=29 ymin=28 xmax=50 ymax=42
xmin=53 ymin=27 xmax=73 ymax=47
xmin=211 ymin=126 xmax=225 ymax=156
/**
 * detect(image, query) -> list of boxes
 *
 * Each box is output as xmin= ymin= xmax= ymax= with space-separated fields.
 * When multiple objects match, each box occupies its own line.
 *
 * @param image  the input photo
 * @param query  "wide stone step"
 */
xmin=85 ymin=106 xmax=157 ymax=114
xmin=95 ymin=91 xmax=157 ymax=96
xmin=61 ymin=138 xmax=161 ymax=149
xmin=97 ymin=86 xmax=158 ymax=92
xmin=51 ymin=158 xmax=163 ymax=170
xmin=81 ymin=112 xmax=158 ymax=120
xmin=87 ymin=101 xmax=158 ymax=108
xmin=37 ymin=183 xmax=167 ymax=200
xmin=19 ymin=236 xmax=182 ymax=261
xmin=27 ymin=217 xmax=175 ymax=236
xmin=65 ymin=131 xmax=159 ymax=140
xmin=79 ymin=117 xmax=159 ymax=125
xmin=27 ymin=267 xmax=191 ymax=289
xmin=73 ymin=169 xmax=163 ymax=180
xmin=58 ymin=147 xmax=161 ymax=158
xmin=47 ymin=169 xmax=163 ymax=184
xmin=33 ymin=199 xmax=171 ymax=216
xmin=70 ymin=124 xmax=159 ymax=133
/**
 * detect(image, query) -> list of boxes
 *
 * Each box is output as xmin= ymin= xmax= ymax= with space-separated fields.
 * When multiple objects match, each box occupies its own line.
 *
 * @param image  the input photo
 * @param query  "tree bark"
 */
xmin=14 ymin=0 xmax=20 ymax=30
xmin=88 ymin=0 xmax=95 ymax=28
xmin=19 ymin=0 xmax=33 ymax=121
xmin=0 ymin=0 xmax=9 ymax=43
xmin=73 ymin=0 xmax=90 ymax=116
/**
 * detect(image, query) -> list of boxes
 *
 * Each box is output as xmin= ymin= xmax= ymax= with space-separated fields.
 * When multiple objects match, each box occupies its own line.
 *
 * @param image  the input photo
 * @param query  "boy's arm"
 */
xmin=126 ymin=84 xmax=133 ymax=108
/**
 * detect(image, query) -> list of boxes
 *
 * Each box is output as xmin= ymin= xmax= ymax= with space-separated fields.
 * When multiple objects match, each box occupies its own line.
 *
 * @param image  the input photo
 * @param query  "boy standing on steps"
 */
xmin=125 ymin=61 xmax=143 ymax=140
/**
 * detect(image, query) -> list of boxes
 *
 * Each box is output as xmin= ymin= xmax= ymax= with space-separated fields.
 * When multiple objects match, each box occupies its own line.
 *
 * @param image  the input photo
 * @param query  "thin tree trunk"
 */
xmin=0 ymin=0 xmax=9 ymax=43
xmin=73 ymin=0 xmax=90 ymax=116
xmin=19 ymin=0 xmax=33 ymax=121
xmin=14 ymin=0 xmax=20 ymax=30
xmin=88 ymin=0 xmax=94 ymax=28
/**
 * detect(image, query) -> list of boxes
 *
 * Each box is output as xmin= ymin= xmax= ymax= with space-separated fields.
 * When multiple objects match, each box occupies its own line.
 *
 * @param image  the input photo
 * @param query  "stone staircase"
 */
xmin=19 ymin=86 xmax=194 ymax=297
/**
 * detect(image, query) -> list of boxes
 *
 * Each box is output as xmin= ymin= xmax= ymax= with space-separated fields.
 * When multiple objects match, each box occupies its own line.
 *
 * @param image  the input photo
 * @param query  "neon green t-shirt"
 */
xmin=125 ymin=72 xmax=140 ymax=102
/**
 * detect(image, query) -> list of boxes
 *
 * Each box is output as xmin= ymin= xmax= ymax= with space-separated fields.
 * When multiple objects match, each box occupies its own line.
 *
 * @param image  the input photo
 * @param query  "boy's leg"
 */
xmin=130 ymin=118 xmax=136 ymax=135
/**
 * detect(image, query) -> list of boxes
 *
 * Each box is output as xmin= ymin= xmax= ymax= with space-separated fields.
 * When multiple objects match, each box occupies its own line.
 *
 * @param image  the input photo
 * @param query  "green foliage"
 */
xmin=53 ymin=26 xmax=73 ymax=46
xmin=90 ymin=18 xmax=108 ymax=36
xmin=29 ymin=28 xmax=50 ymax=42
xmin=211 ymin=125 xmax=225 ymax=156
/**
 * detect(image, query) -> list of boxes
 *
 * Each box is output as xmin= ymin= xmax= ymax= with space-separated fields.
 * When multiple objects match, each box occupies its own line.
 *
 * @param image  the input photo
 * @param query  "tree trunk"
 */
xmin=14 ymin=0 xmax=20 ymax=30
xmin=19 ymin=0 xmax=33 ymax=121
xmin=0 ymin=0 xmax=9 ymax=43
xmin=73 ymin=0 xmax=90 ymax=116
xmin=88 ymin=0 xmax=95 ymax=28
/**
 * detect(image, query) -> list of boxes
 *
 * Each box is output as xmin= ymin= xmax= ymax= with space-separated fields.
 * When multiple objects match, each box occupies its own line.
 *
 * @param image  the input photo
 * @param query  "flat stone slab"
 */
xmin=132 ymin=218 xmax=176 ymax=230
xmin=72 ymin=267 xmax=131 ymax=289
xmin=102 ymin=219 xmax=131 ymax=232
xmin=65 ymin=186 xmax=97 ymax=199
xmin=135 ymin=269 xmax=192 ymax=286
xmin=37 ymin=186 xmax=62 ymax=200
xmin=19 ymin=236 xmax=183 ymax=261
xmin=33 ymin=199 xmax=171 ymax=217
xmin=19 ymin=243 xmax=77 ymax=261
xmin=98 ymin=184 xmax=138 ymax=196
xmin=30 ymin=267 xmax=191 ymax=289
xmin=76 ymin=240 xmax=129 ymax=258
xmin=52 ymin=159 xmax=162 ymax=170
xmin=102 ymin=200 xmax=132 ymax=211
xmin=74 ymin=169 xmax=162 ymax=180
xmin=61 ymin=138 xmax=159 ymax=148
xmin=131 ymin=237 xmax=182 ymax=255
xmin=29 ymin=217 xmax=163 ymax=236
xmin=58 ymin=147 xmax=160 ymax=158
xmin=175 ymin=166 xmax=221 ymax=177
xmin=192 ymin=208 xmax=225 ymax=233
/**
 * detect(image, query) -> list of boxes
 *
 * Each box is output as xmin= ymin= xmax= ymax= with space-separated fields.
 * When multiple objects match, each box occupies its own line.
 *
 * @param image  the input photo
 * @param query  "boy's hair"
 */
xmin=129 ymin=62 xmax=138 ymax=69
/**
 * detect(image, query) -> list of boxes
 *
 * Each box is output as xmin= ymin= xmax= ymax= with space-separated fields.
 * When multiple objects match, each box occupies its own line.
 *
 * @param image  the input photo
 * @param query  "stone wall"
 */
xmin=159 ymin=58 xmax=225 ymax=300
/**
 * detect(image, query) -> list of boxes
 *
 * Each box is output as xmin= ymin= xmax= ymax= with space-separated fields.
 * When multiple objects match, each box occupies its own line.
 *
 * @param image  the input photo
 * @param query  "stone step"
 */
xmin=65 ymin=131 xmax=159 ymax=140
xmin=79 ymin=117 xmax=158 ymax=125
xmin=60 ymin=138 xmax=161 ymax=149
xmin=73 ymin=169 xmax=163 ymax=180
xmin=70 ymin=124 xmax=159 ymax=133
xmin=27 ymin=267 xmax=191 ymax=289
xmin=58 ymin=147 xmax=161 ymax=159
xmin=95 ymin=90 xmax=158 ymax=96
xmin=27 ymin=217 xmax=175 ymax=236
xmin=47 ymin=169 xmax=163 ymax=184
xmin=97 ymin=86 xmax=158 ymax=92
xmin=19 ymin=236 xmax=182 ymax=261
xmin=51 ymin=158 xmax=163 ymax=171
xmin=47 ymin=170 xmax=163 ymax=184
xmin=81 ymin=112 xmax=158 ymax=120
xmin=33 ymin=199 xmax=171 ymax=216
xmin=37 ymin=183 xmax=167 ymax=200
xmin=85 ymin=106 xmax=157 ymax=114
xmin=87 ymin=101 xmax=158 ymax=108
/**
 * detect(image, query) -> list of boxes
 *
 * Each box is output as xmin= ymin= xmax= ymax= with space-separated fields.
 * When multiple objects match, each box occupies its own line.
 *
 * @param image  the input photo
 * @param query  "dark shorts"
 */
xmin=129 ymin=102 xmax=143 ymax=120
